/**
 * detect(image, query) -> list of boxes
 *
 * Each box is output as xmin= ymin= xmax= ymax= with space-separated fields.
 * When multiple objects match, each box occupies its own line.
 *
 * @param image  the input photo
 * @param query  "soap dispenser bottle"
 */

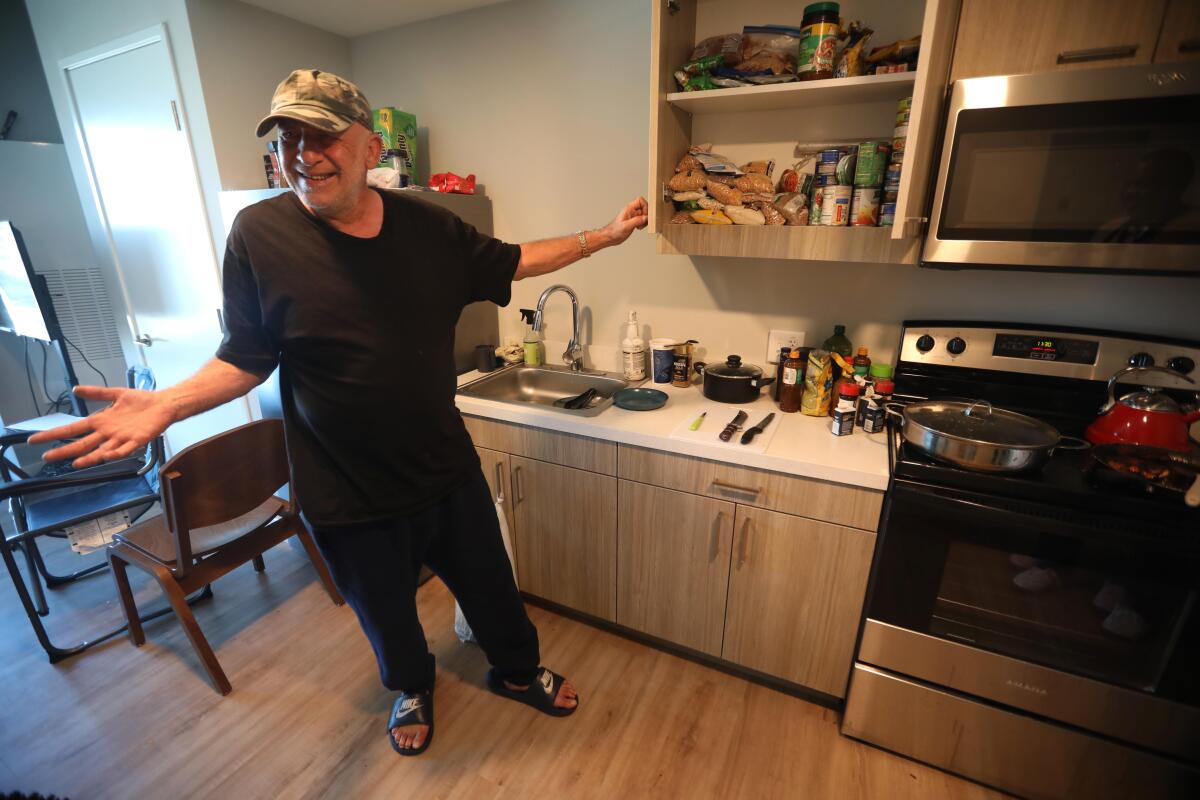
xmin=621 ymin=310 xmax=646 ymax=380
xmin=520 ymin=308 xmax=542 ymax=366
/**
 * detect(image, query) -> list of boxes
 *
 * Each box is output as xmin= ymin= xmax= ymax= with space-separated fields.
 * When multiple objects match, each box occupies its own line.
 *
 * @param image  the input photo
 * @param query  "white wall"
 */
xmin=186 ymin=0 xmax=352 ymax=192
xmin=0 ymin=0 xmax=62 ymax=142
xmin=351 ymin=0 xmax=1200 ymax=371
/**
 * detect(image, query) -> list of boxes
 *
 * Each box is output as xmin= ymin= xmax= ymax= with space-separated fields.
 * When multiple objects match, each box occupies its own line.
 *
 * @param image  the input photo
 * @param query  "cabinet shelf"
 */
xmin=667 ymin=71 xmax=918 ymax=115
xmin=657 ymin=223 xmax=919 ymax=264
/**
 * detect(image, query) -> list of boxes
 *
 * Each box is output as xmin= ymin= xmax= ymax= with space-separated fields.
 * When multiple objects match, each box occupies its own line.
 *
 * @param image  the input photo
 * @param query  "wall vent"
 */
xmin=38 ymin=266 xmax=124 ymax=370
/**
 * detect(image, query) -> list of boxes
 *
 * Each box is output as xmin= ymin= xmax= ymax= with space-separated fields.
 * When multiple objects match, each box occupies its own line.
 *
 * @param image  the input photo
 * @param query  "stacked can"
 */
xmin=849 ymin=140 xmax=889 ymax=226
xmin=880 ymin=96 xmax=911 ymax=227
xmin=814 ymin=146 xmax=856 ymax=226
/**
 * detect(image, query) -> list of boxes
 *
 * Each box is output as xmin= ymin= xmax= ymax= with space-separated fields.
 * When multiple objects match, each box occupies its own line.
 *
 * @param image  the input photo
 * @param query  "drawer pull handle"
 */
xmin=737 ymin=517 xmax=752 ymax=568
xmin=494 ymin=462 xmax=504 ymax=503
xmin=711 ymin=479 xmax=762 ymax=497
xmin=1056 ymin=44 xmax=1137 ymax=64
xmin=1181 ymin=38 xmax=1200 ymax=54
xmin=710 ymin=511 xmax=725 ymax=562
xmin=514 ymin=466 xmax=524 ymax=504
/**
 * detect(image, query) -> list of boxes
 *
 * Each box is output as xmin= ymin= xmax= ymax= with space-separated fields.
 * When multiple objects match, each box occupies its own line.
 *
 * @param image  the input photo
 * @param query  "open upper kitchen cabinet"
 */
xmin=649 ymin=0 xmax=959 ymax=264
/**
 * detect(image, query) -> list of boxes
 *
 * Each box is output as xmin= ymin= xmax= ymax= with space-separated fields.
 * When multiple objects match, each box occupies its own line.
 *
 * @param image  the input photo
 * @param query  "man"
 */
xmin=30 ymin=69 xmax=648 ymax=756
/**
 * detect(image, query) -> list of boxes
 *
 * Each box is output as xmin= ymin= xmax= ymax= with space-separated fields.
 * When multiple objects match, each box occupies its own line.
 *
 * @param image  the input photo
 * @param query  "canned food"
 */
xmin=896 ymin=96 xmax=912 ymax=113
xmin=879 ymin=201 xmax=897 ymax=226
xmin=816 ymin=162 xmax=837 ymax=176
xmin=813 ymin=172 xmax=838 ymax=186
xmin=809 ymin=186 xmax=825 ymax=224
xmin=819 ymin=148 xmax=842 ymax=163
xmin=836 ymin=150 xmax=858 ymax=185
xmin=822 ymin=185 xmax=852 ymax=226
xmin=882 ymin=185 xmax=899 ymax=204
xmin=850 ymin=186 xmax=880 ymax=226
xmin=885 ymin=163 xmax=903 ymax=184
xmin=853 ymin=141 xmax=890 ymax=187
xmin=895 ymin=109 xmax=910 ymax=126
xmin=889 ymin=147 xmax=905 ymax=165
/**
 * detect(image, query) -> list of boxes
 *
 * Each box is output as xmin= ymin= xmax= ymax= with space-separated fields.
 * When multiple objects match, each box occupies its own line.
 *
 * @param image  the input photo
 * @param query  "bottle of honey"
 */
xmin=778 ymin=348 xmax=806 ymax=413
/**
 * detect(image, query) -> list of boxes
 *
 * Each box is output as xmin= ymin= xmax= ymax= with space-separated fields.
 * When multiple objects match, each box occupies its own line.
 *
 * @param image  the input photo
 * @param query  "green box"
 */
xmin=373 ymin=107 xmax=419 ymax=184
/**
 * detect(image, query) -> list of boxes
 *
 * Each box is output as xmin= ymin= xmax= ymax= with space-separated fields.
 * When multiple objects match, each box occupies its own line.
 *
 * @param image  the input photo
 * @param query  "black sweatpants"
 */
xmin=307 ymin=468 xmax=539 ymax=693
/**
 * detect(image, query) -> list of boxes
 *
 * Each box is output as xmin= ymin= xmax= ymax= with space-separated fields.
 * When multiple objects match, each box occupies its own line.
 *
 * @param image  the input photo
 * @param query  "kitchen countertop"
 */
xmin=455 ymin=369 xmax=890 ymax=492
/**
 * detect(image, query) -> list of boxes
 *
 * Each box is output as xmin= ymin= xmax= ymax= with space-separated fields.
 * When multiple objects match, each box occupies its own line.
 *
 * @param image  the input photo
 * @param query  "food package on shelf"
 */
xmin=691 ymin=209 xmax=732 ymax=225
xmin=734 ymin=25 xmax=801 ymax=81
xmin=834 ymin=22 xmax=873 ymax=79
xmin=373 ymin=107 xmax=419 ymax=184
xmin=668 ymin=170 xmax=707 ymax=192
xmin=866 ymin=35 xmax=921 ymax=74
xmin=740 ymin=160 xmax=775 ymax=176
xmin=724 ymin=205 xmax=766 ymax=226
xmin=670 ymin=210 xmax=696 ymax=224
xmin=429 ymin=172 xmax=475 ymax=194
xmin=706 ymin=180 xmax=744 ymax=206
xmin=755 ymin=202 xmax=786 ymax=225
xmin=772 ymin=192 xmax=810 ymax=226
xmin=690 ymin=33 xmax=744 ymax=66
xmin=734 ymin=173 xmax=775 ymax=194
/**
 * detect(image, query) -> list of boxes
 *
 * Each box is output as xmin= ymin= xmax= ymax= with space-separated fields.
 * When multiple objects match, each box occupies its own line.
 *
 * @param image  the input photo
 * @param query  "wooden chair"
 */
xmin=106 ymin=418 xmax=343 ymax=694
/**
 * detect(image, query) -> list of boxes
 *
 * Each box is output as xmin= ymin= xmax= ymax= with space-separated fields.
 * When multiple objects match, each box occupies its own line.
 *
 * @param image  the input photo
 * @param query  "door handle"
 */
xmin=736 ymin=517 xmax=752 ymax=569
xmin=494 ymin=461 xmax=504 ymax=503
xmin=1056 ymin=44 xmax=1137 ymax=64
xmin=513 ymin=466 xmax=524 ymax=505
xmin=135 ymin=334 xmax=153 ymax=347
xmin=711 ymin=478 xmax=762 ymax=497
xmin=710 ymin=511 xmax=725 ymax=562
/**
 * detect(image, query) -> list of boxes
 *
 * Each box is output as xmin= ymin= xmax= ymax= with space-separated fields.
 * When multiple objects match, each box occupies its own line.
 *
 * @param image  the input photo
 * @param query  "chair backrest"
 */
xmin=159 ymin=419 xmax=290 ymax=571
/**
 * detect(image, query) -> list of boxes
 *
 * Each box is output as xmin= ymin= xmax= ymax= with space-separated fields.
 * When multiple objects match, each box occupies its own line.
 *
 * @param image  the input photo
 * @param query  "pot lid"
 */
xmin=906 ymin=400 xmax=1060 ymax=448
xmin=707 ymin=355 xmax=762 ymax=380
xmin=1119 ymin=388 xmax=1183 ymax=413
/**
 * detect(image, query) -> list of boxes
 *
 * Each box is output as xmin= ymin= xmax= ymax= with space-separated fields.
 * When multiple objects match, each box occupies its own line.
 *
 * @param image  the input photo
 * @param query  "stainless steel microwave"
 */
xmin=923 ymin=63 xmax=1200 ymax=274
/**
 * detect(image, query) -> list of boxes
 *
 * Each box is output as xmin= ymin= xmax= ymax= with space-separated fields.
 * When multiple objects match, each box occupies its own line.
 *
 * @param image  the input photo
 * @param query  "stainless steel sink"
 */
xmin=458 ymin=364 xmax=635 ymax=416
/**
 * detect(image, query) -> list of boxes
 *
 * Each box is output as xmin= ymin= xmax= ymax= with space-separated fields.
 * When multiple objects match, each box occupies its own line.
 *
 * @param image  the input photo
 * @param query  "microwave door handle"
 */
xmin=1056 ymin=44 xmax=1138 ymax=64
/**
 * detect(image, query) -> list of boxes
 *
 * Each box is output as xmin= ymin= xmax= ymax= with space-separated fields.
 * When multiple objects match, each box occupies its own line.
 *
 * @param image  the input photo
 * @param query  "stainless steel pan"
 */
xmin=890 ymin=399 xmax=1087 ymax=473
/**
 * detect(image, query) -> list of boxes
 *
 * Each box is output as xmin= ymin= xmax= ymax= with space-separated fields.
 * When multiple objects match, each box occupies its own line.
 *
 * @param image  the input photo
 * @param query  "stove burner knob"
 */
xmin=946 ymin=337 xmax=967 ymax=356
xmin=915 ymin=334 xmax=935 ymax=353
xmin=1167 ymin=356 xmax=1195 ymax=375
xmin=1128 ymin=352 xmax=1155 ymax=368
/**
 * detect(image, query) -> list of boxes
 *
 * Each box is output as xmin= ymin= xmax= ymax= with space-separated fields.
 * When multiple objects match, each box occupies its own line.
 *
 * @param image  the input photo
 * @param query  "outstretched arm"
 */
xmin=27 ymin=358 xmax=267 ymax=468
xmin=514 ymin=196 xmax=648 ymax=281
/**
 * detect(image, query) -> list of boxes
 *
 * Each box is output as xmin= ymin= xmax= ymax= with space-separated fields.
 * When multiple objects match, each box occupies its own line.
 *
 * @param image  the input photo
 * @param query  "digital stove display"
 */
xmin=992 ymin=333 xmax=1099 ymax=364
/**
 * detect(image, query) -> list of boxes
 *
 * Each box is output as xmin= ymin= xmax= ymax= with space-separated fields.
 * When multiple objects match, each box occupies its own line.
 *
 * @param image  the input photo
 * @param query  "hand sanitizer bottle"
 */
xmin=621 ymin=310 xmax=646 ymax=380
xmin=520 ymin=309 xmax=542 ymax=366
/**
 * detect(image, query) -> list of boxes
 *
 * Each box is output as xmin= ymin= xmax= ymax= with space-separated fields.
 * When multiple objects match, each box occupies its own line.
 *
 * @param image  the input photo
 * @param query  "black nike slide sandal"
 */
xmin=388 ymin=690 xmax=434 ymax=756
xmin=485 ymin=667 xmax=578 ymax=717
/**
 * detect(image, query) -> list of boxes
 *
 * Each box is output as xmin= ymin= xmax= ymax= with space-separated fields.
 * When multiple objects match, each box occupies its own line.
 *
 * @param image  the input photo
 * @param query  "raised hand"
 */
xmin=26 ymin=385 xmax=175 ymax=469
xmin=602 ymin=196 xmax=649 ymax=245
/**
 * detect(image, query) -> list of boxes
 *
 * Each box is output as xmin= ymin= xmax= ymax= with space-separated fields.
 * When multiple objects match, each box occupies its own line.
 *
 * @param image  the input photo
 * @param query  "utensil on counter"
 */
xmin=1085 ymin=366 xmax=1200 ymax=452
xmin=612 ymin=387 xmax=668 ymax=411
xmin=693 ymin=355 xmax=775 ymax=404
xmin=689 ymin=411 xmax=707 ymax=430
xmin=740 ymin=413 xmax=775 ymax=445
xmin=1087 ymin=443 xmax=1200 ymax=504
xmin=889 ymin=399 xmax=1088 ymax=473
xmin=719 ymin=410 xmax=748 ymax=442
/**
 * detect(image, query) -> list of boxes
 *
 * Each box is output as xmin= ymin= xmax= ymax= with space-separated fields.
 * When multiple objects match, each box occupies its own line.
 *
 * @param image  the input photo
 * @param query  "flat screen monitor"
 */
xmin=0 ymin=220 xmax=52 ymax=342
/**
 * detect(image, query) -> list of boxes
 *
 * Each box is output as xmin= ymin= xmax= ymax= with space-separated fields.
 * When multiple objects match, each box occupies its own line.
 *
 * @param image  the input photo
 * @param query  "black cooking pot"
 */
xmin=694 ymin=355 xmax=775 ymax=404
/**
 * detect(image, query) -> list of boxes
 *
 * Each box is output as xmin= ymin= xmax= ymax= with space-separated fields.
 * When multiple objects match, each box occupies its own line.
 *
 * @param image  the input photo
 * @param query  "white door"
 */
xmin=63 ymin=30 xmax=249 ymax=454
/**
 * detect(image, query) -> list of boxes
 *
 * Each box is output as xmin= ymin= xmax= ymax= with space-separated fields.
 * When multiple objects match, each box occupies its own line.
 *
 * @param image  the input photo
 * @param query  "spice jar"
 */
xmin=830 ymin=381 xmax=859 ymax=436
xmin=797 ymin=2 xmax=841 ymax=81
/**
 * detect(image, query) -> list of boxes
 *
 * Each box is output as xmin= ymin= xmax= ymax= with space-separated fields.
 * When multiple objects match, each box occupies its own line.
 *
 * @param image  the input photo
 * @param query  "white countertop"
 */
xmin=455 ymin=369 xmax=890 ymax=492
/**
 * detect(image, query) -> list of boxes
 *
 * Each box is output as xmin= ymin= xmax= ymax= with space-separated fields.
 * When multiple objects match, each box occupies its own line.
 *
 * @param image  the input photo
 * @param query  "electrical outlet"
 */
xmin=766 ymin=329 xmax=806 ymax=365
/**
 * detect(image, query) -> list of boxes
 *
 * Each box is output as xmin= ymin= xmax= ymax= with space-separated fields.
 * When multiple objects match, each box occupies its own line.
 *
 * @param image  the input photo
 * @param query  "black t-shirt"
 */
xmin=216 ymin=189 xmax=520 ymax=525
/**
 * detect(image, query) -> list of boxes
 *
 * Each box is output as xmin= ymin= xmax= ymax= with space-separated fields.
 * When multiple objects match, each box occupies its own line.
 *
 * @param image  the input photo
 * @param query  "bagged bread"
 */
xmin=668 ymin=170 xmax=707 ymax=192
xmin=706 ymin=180 xmax=743 ymax=206
xmin=724 ymin=205 xmax=766 ymax=225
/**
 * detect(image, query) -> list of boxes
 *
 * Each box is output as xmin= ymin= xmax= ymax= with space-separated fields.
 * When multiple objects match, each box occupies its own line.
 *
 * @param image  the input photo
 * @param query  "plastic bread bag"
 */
xmin=800 ymin=349 xmax=834 ymax=416
xmin=690 ymin=33 xmax=743 ymax=66
xmin=724 ymin=205 xmax=766 ymax=225
xmin=772 ymin=192 xmax=809 ymax=225
xmin=691 ymin=209 xmax=732 ymax=225
xmin=739 ymin=25 xmax=801 ymax=75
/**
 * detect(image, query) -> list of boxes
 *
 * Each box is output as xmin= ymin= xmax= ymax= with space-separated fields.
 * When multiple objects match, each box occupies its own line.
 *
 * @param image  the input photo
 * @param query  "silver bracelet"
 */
xmin=575 ymin=230 xmax=591 ymax=258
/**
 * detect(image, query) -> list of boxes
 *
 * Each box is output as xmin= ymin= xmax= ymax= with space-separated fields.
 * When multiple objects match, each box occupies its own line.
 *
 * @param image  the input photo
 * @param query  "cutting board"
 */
xmin=669 ymin=406 xmax=780 ymax=455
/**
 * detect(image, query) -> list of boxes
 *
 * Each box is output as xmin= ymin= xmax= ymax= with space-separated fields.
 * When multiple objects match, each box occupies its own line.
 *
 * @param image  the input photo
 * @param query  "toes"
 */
xmin=412 ymin=729 xmax=426 ymax=749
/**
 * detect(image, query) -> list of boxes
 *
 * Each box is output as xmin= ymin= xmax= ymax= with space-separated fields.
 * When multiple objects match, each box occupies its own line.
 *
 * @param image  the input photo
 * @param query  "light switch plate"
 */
xmin=766 ymin=329 xmax=805 ymax=365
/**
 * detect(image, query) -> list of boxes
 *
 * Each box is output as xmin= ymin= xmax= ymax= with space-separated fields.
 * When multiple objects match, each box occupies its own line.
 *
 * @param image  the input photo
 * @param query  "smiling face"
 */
xmin=277 ymin=120 xmax=382 ymax=220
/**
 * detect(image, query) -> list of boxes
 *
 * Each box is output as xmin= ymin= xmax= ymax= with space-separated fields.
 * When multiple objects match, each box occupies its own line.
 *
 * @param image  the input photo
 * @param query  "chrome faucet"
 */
xmin=532 ymin=284 xmax=583 ymax=371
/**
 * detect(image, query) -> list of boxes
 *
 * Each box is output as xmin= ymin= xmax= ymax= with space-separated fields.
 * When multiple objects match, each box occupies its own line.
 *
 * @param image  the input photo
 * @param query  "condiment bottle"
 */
xmin=773 ymin=345 xmax=792 ymax=402
xmin=852 ymin=347 xmax=871 ymax=378
xmin=520 ymin=309 xmax=542 ymax=366
xmin=823 ymin=324 xmax=853 ymax=382
xmin=831 ymin=381 xmax=859 ymax=436
xmin=778 ymin=348 xmax=806 ymax=413
xmin=862 ymin=377 xmax=894 ymax=433
xmin=797 ymin=2 xmax=841 ymax=82
xmin=621 ymin=310 xmax=646 ymax=381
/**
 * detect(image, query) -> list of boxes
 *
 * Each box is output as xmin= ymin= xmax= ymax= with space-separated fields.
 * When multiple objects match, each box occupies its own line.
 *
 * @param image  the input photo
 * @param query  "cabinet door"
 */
xmin=476 ymin=446 xmax=515 ymax=549
xmin=616 ymin=481 xmax=734 ymax=657
xmin=722 ymin=506 xmax=875 ymax=698
xmin=951 ymin=0 xmax=1166 ymax=82
xmin=1155 ymin=0 xmax=1200 ymax=63
xmin=509 ymin=455 xmax=617 ymax=620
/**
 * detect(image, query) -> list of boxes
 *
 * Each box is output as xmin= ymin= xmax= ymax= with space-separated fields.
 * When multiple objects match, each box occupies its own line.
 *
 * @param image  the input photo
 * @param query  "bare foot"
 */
xmin=504 ymin=675 xmax=579 ymax=710
xmin=392 ymin=722 xmax=429 ymax=751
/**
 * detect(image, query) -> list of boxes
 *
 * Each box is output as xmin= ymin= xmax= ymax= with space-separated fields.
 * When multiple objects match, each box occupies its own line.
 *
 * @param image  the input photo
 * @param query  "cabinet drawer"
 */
xmin=617 ymin=444 xmax=882 ymax=532
xmin=463 ymin=415 xmax=616 ymax=475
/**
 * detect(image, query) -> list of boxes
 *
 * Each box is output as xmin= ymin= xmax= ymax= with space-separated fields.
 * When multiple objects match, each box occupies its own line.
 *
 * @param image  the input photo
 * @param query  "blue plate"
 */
xmin=613 ymin=387 xmax=668 ymax=411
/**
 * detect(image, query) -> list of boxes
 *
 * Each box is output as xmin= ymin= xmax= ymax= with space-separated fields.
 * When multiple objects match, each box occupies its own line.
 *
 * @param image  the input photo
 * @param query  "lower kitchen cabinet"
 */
xmin=475 ymin=446 xmax=515 ymax=540
xmin=616 ymin=481 xmax=735 ymax=657
xmin=721 ymin=506 xmax=875 ymax=698
xmin=509 ymin=455 xmax=617 ymax=621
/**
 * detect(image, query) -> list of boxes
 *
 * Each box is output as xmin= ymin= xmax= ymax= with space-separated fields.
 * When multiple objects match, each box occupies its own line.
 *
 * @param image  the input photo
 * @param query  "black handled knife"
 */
xmin=719 ymin=410 xmax=748 ymax=442
xmin=740 ymin=413 xmax=775 ymax=445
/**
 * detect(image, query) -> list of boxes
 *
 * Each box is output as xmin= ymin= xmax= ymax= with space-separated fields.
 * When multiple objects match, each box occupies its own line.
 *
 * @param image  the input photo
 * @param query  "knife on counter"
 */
xmin=718 ymin=410 xmax=749 ymax=442
xmin=740 ymin=412 xmax=775 ymax=445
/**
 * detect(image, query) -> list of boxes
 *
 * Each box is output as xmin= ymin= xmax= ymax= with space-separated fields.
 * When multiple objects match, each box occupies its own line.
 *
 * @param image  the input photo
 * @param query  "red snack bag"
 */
xmin=429 ymin=172 xmax=476 ymax=194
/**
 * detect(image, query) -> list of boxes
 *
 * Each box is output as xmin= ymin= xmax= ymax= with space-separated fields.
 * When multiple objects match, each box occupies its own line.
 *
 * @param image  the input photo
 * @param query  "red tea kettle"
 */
xmin=1086 ymin=366 xmax=1200 ymax=452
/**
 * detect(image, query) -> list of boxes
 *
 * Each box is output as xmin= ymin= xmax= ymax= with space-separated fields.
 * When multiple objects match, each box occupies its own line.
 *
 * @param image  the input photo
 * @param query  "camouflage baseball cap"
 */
xmin=255 ymin=68 xmax=372 ymax=138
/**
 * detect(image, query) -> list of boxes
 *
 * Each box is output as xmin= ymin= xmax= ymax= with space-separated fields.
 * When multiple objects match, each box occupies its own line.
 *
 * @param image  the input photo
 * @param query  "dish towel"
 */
xmin=454 ymin=499 xmax=517 ymax=643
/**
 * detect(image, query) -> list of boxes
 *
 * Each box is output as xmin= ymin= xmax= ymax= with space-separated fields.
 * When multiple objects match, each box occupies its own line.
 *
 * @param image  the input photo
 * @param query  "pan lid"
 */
xmin=906 ymin=399 xmax=1060 ymax=448
xmin=706 ymin=355 xmax=762 ymax=380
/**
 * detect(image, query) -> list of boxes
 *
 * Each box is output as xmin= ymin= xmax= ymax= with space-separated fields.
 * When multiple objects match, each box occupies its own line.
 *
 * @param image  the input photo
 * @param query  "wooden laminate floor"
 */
xmin=0 ymin=531 xmax=1005 ymax=799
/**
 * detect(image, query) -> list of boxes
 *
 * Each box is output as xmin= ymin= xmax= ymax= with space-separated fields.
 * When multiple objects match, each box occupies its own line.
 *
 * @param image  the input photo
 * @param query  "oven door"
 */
xmin=923 ymin=63 xmax=1200 ymax=274
xmin=862 ymin=480 xmax=1200 ymax=762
